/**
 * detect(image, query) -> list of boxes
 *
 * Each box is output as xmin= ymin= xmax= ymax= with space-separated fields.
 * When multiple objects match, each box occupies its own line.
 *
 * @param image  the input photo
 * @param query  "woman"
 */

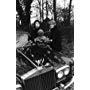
xmin=31 ymin=20 xmax=41 ymax=41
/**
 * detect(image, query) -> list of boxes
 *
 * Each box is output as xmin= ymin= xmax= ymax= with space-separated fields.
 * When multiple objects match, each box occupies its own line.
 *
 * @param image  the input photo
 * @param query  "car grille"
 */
xmin=24 ymin=69 xmax=56 ymax=90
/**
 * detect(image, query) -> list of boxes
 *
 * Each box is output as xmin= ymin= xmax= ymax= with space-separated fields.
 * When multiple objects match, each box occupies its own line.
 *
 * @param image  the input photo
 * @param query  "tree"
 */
xmin=46 ymin=0 xmax=48 ymax=18
xmin=32 ymin=0 xmax=44 ymax=21
xmin=16 ymin=0 xmax=33 ymax=30
xmin=53 ymin=0 xmax=56 ymax=21
xmin=56 ymin=0 xmax=73 ymax=26
xmin=68 ymin=0 xmax=72 ymax=25
xmin=31 ymin=0 xmax=51 ymax=21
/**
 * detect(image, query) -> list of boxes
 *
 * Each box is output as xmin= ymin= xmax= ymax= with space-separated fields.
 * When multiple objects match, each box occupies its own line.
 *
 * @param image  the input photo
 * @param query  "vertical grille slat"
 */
xmin=25 ymin=69 xmax=56 ymax=90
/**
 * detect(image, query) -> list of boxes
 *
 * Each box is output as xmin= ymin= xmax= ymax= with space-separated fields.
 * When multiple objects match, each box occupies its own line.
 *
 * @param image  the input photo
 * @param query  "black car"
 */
xmin=16 ymin=31 xmax=74 ymax=90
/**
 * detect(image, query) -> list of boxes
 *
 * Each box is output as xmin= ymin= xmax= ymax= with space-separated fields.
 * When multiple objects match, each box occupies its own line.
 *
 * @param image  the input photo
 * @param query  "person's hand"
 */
xmin=34 ymin=37 xmax=42 ymax=43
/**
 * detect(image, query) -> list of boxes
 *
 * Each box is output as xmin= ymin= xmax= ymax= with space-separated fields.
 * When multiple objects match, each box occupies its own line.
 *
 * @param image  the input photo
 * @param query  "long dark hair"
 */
xmin=33 ymin=20 xmax=41 ymax=30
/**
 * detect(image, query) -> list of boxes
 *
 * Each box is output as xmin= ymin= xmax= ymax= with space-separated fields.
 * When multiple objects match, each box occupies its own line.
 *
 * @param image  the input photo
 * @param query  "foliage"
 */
xmin=16 ymin=0 xmax=33 ymax=30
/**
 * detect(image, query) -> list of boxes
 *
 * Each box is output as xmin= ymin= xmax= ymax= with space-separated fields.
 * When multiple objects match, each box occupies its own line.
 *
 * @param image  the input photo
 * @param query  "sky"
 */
xmin=57 ymin=0 xmax=74 ymax=7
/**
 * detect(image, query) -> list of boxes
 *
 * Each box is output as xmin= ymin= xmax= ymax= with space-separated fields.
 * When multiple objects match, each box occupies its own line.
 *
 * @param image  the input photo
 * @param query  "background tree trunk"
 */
xmin=53 ymin=0 xmax=56 ymax=21
xmin=16 ymin=0 xmax=23 ymax=23
xmin=41 ymin=0 xmax=44 ymax=21
xmin=16 ymin=0 xmax=33 ymax=31
xmin=68 ymin=0 xmax=72 ymax=25
xmin=46 ymin=0 xmax=48 ymax=18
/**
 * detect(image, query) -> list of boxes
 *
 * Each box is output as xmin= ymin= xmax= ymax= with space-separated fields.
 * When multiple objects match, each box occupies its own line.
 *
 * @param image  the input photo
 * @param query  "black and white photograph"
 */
xmin=16 ymin=0 xmax=74 ymax=90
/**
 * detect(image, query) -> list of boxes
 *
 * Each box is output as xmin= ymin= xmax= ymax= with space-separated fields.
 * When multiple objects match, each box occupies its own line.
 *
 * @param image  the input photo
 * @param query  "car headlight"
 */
xmin=16 ymin=84 xmax=23 ymax=90
xmin=64 ymin=68 xmax=70 ymax=75
xmin=58 ymin=71 xmax=63 ymax=78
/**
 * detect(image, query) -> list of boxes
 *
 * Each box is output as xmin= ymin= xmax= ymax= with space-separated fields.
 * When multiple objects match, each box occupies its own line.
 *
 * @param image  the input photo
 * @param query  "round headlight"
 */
xmin=58 ymin=71 xmax=63 ymax=78
xmin=64 ymin=68 xmax=70 ymax=75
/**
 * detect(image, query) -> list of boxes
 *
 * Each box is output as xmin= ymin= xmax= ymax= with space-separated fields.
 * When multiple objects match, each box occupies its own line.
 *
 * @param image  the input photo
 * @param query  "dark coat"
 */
xmin=50 ymin=25 xmax=62 ymax=51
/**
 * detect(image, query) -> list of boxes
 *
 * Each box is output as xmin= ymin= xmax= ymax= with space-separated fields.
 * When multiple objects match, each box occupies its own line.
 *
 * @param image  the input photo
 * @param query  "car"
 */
xmin=16 ymin=31 xmax=74 ymax=90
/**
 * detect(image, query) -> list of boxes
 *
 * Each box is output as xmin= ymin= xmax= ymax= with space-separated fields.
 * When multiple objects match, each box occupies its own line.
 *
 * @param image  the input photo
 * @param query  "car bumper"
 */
xmin=64 ymin=77 xmax=74 ymax=89
xmin=53 ymin=77 xmax=74 ymax=90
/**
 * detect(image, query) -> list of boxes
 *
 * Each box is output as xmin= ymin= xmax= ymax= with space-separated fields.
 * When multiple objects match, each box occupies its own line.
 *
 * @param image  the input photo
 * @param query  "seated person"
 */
xmin=34 ymin=29 xmax=51 ymax=47
xmin=31 ymin=29 xmax=51 ymax=62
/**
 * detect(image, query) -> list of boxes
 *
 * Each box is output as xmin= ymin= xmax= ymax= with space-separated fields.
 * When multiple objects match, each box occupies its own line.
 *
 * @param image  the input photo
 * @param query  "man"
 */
xmin=30 ymin=29 xmax=51 ymax=65
xmin=34 ymin=29 xmax=50 ymax=56
xmin=34 ymin=29 xmax=50 ymax=45
xmin=49 ymin=20 xmax=62 ymax=52
xmin=40 ymin=18 xmax=50 ymax=32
